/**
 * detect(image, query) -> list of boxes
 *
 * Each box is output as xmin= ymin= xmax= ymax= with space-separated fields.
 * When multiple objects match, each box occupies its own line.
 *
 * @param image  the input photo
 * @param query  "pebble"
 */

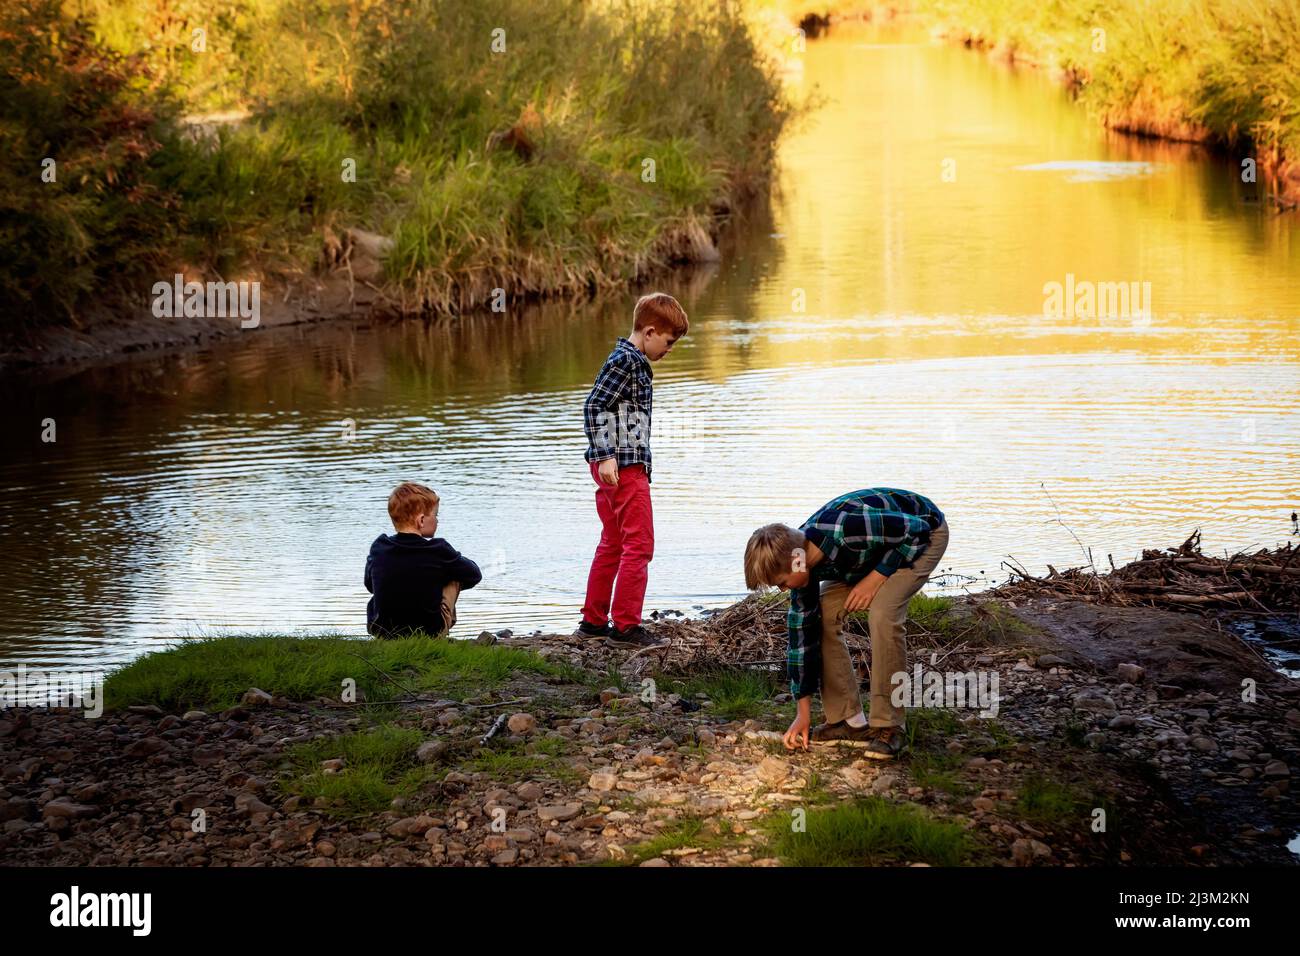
xmin=507 ymin=713 xmax=536 ymax=734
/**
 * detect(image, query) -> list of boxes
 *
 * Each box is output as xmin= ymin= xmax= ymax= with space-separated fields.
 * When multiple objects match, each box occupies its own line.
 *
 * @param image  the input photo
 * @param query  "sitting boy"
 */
xmin=744 ymin=488 xmax=948 ymax=760
xmin=365 ymin=481 xmax=482 ymax=638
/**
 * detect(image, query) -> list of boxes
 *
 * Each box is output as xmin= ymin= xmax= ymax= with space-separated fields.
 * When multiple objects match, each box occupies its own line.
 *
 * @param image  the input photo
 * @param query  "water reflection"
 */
xmin=0 ymin=20 xmax=1296 ymax=673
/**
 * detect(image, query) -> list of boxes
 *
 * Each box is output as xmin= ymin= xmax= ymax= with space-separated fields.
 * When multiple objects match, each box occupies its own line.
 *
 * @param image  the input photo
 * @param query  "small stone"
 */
xmin=1011 ymin=838 xmax=1052 ymax=865
xmin=1036 ymin=654 xmax=1068 ymax=669
xmin=124 ymin=736 xmax=169 ymax=758
xmin=757 ymin=757 xmax=790 ymax=785
xmin=537 ymin=803 xmax=583 ymax=823
xmin=507 ymin=713 xmax=536 ymax=735
xmin=695 ymin=728 xmax=716 ymax=747
xmin=1262 ymin=760 xmax=1290 ymax=779
xmin=416 ymin=740 xmax=448 ymax=764
xmin=234 ymin=792 xmax=274 ymax=816
xmin=870 ymin=773 xmax=898 ymax=794
xmin=41 ymin=799 xmax=97 ymax=820
xmin=1107 ymin=714 xmax=1135 ymax=731
xmin=1116 ymin=663 xmax=1145 ymax=683
xmin=639 ymin=857 xmax=670 ymax=867
xmin=476 ymin=631 xmax=496 ymax=645
xmin=241 ymin=688 xmax=273 ymax=707
xmin=491 ymin=848 xmax=518 ymax=865
xmin=321 ymin=758 xmax=345 ymax=772
xmin=1072 ymin=691 xmax=1117 ymax=715
xmin=588 ymin=771 xmax=617 ymax=792
xmin=1189 ymin=737 xmax=1218 ymax=753
xmin=182 ymin=710 xmax=207 ymax=722
xmin=972 ymin=797 xmax=996 ymax=812
xmin=516 ymin=782 xmax=544 ymax=802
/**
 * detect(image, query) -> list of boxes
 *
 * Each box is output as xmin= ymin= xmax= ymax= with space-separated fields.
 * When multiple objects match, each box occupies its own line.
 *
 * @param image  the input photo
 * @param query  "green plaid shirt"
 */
xmin=787 ymin=488 xmax=945 ymax=698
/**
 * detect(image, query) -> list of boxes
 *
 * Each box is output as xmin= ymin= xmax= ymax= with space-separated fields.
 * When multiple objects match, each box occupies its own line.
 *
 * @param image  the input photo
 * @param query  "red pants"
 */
xmin=582 ymin=462 xmax=654 ymax=631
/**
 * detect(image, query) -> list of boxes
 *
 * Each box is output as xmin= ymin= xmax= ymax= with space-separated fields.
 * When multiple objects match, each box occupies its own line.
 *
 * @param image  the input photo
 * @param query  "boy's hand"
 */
xmin=844 ymin=570 xmax=886 ymax=613
xmin=597 ymin=458 xmax=620 ymax=486
xmin=783 ymin=697 xmax=812 ymax=751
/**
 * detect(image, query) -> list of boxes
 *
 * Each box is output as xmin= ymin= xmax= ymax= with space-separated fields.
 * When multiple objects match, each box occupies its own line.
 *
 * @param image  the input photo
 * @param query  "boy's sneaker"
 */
xmin=574 ymin=619 xmax=612 ymax=639
xmin=605 ymin=624 xmax=664 ymax=649
xmin=862 ymin=726 xmax=908 ymax=760
xmin=811 ymin=720 xmax=875 ymax=747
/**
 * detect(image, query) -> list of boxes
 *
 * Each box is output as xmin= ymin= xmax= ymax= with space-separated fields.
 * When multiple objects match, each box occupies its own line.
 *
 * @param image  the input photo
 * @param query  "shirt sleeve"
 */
xmin=786 ymin=583 xmax=823 ymax=698
xmin=446 ymin=550 xmax=483 ymax=590
xmin=583 ymin=359 xmax=632 ymax=461
xmin=364 ymin=552 xmax=374 ymax=593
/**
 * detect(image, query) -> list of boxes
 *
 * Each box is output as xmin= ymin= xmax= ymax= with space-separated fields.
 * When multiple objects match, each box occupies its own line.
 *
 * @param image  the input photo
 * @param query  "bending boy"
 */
xmin=744 ymin=488 xmax=948 ymax=759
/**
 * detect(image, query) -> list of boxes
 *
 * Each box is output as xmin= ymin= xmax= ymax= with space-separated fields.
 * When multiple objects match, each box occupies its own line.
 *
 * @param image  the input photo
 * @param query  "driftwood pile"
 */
xmin=997 ymin=530 xmax=1300 ymax=613
xmin=629 ymin=595 xmax=792 ymax=675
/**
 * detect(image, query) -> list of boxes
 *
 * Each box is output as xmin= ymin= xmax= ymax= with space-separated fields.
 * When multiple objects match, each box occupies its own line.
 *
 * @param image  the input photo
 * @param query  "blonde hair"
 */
xmin=632 ymin=292 xmax=689 ymax=337
xmin=744 ymin=523 xmax=807 ymax=590
xmin=388 ymin=482 xmax=439 ymax=528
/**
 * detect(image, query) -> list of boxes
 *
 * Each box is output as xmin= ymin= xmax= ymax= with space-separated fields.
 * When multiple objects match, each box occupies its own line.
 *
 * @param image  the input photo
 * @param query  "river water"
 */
xmin=2 ymin=21 xmax=1298 ymax=676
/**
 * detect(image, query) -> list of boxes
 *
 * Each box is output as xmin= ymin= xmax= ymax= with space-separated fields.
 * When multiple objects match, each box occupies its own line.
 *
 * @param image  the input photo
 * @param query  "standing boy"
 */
xmin=578 ymin=293 xmax=689 ymax=648
xmin=744 ymin=488 xmax=948 ymax=759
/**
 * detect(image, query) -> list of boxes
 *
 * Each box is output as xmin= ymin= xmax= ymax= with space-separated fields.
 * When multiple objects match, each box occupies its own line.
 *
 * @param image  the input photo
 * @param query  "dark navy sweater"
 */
xmin=364 ymin=533 xmax=482 ymax=638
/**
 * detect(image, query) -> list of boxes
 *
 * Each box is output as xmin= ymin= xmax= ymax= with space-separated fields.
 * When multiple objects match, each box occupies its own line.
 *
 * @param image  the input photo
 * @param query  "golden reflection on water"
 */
xmin=0 ymin=21 xmax=1296 ymax=671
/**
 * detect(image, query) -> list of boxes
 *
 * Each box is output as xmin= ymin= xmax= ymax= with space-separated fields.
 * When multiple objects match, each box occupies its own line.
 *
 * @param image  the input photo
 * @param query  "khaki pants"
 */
xmin=818 ymin=521 xmax=949 ymax=729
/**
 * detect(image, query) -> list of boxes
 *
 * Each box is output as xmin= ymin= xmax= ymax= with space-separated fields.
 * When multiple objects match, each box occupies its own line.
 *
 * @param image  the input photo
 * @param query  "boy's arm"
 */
xmin=786 ymin=584 xmax=823 ymax=699
xmin=364 ymin=553 xmax=374 ymax=593
xmin=432 ymin=541 xmax=482 ymax=589
xmin=583 ymin=359 xmax=633 ymax=462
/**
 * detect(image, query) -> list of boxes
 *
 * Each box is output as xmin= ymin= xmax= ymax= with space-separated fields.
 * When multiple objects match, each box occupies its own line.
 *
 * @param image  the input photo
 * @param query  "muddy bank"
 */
xmin=0 ymin=208 xmax=734 ymax=376
xmin=2 ymin=591 xmax=1295 ymax=867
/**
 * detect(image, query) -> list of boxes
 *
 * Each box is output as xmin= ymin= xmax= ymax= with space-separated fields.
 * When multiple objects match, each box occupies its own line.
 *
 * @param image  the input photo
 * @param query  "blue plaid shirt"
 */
xmin=583 ymin=337 xmax=653 ymax=480
xmin=787 ymin=488 xmax=946 ymax=698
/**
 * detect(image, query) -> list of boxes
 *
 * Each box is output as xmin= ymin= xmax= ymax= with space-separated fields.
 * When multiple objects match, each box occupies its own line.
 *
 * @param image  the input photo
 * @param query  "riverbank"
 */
xmin=778 ymin=0 xmax=1300 ymax=206
xmin=0 ymin=0 xmax=791 ymax=371
xmin=4 ymin=583 xmax=1296 ymax=867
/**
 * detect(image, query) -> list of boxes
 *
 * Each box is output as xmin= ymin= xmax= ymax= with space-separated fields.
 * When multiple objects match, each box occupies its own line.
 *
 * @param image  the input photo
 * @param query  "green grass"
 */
xmin=609 ymin=816 xmax=740 ymax=866
xmin=664 ymin=668 xmax=782 ymax=720
xmin=921 ymin=0 xmax=1300 ymax=166
xmin=1014 ymin=774 xmax=1089 ymax=826
xmin=6 ymin=0 xmax=794 ymax=328
xmin=764 ymin=797 xmax=973 ymax=866
xmin=103 ymin=634 xmax=555 ymax=712
xmin=454 ymin=737 xmax=583 ymax=785
xmin=281 ymin=724 xmax=430 ymax=815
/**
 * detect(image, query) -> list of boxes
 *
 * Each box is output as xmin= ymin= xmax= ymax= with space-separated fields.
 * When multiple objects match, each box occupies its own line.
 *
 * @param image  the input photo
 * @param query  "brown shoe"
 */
xmin=811 ymin=720 xmax=875 ymax=747
xmin=862 ymin=725 xmax=907 ymax=760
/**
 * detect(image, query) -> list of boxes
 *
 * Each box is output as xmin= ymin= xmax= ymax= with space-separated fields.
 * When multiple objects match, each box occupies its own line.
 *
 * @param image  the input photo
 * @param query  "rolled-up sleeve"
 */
xmin=786 ymin=584 xmax=823 ymax=698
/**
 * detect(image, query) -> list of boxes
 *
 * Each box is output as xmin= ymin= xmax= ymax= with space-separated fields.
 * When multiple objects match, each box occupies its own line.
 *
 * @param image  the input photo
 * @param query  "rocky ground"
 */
xmin=1 ymin=594 xmax=1297 ymax=867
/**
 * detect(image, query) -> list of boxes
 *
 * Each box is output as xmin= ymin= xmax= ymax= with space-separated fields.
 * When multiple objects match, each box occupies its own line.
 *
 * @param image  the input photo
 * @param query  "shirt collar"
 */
xmin=616 ymin=337 xmax=652 ymax=374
